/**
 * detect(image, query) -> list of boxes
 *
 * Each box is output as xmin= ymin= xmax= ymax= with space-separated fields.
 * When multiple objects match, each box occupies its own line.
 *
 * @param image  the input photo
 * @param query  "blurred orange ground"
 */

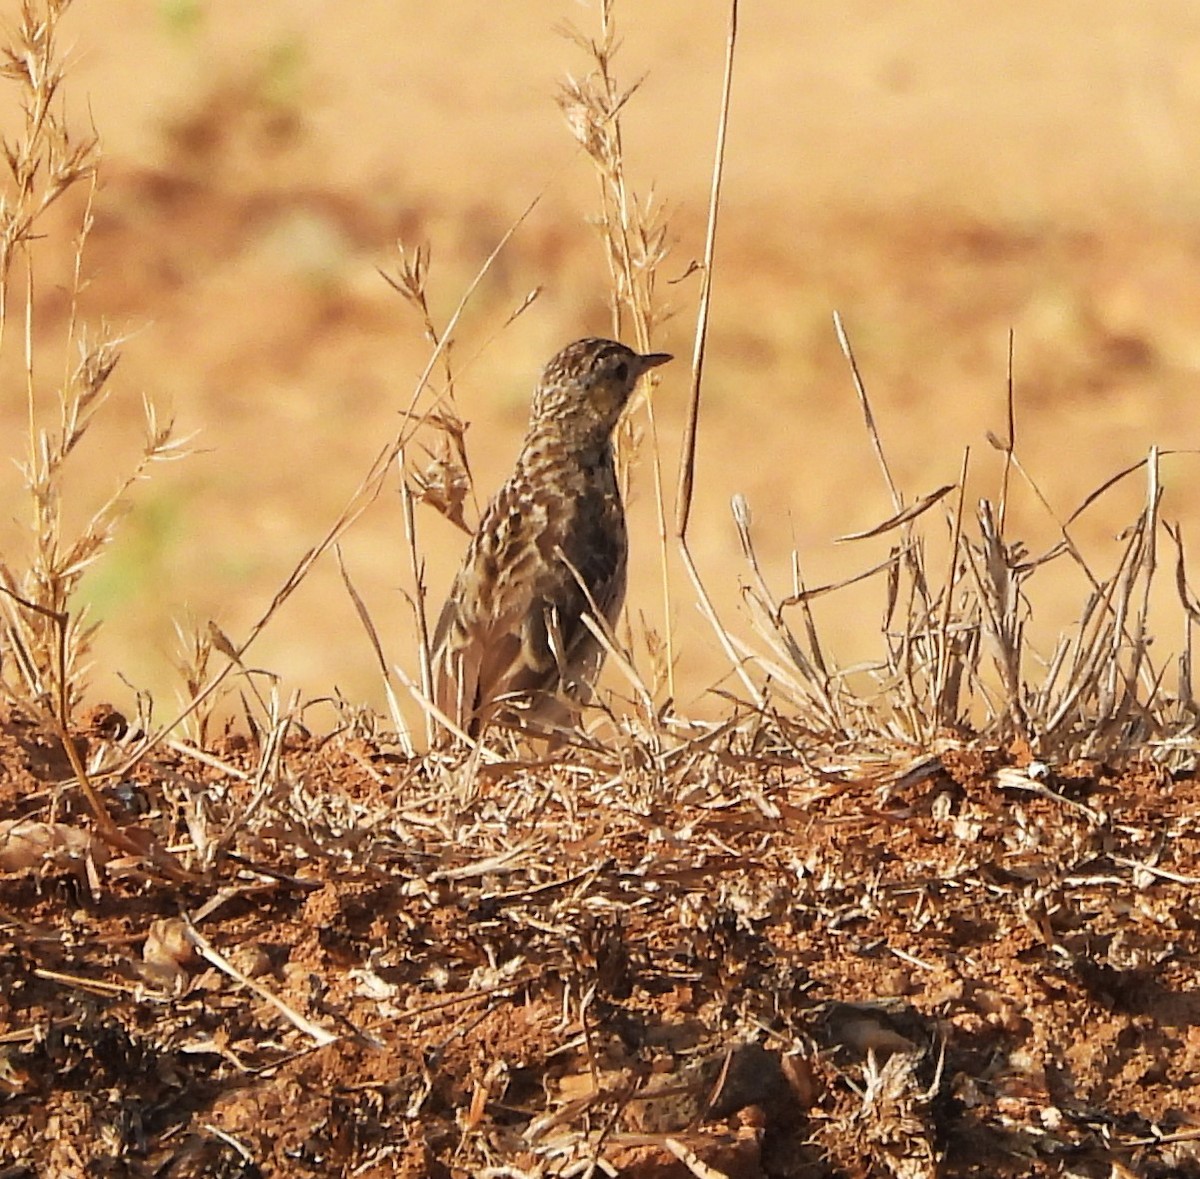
xmin=3 ymin=2 xmax=1200 ymax=729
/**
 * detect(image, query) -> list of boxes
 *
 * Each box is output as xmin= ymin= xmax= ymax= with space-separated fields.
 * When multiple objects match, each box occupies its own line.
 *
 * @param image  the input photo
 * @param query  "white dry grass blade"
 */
xmin=579 ymin=611 xmax=655 ymax=727
xmin=833 ymin=311 xmax=902 ymax=515
xmin=932 ymin=453 xmax=973 ymax=728
xmin=334 ymin=543 xmax=414 ymax=755
xmin=400 ymin=456 xmax=433 ymax=716
xmin=731 ymin=494 xmax=849 ymax=734
xmin=834 ymin=484 xmax=957 ymax=543
xmin=183 ymin=915 xmax=338 ymax=1047
xmin=961 ymin=498 xmax=1029 ymax=739
xmin=1165 ymin=520 xmax=1200 ymax=709
xmin=391 ymin=661 xmax=505 ymax=766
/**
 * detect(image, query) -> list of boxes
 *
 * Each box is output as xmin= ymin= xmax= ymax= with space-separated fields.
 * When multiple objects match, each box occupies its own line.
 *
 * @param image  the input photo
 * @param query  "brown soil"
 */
xmin=1 ymin=707 xmax=1198 ymax=1177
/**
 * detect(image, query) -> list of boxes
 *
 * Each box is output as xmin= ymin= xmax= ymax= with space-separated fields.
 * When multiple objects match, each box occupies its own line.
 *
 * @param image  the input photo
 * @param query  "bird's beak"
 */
xmin=636 ymin=351 xmax=673 ymax=376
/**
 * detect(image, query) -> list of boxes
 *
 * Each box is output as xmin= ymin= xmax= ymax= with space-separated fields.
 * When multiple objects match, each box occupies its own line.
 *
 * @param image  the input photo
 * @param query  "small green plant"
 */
xmin=158 ymin=0 xmax=203 ymax=41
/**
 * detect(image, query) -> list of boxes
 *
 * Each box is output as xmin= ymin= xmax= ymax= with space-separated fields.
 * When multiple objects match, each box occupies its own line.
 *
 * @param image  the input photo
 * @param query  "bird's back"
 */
xmin=430 ymin=433 xmax=627 ymax=735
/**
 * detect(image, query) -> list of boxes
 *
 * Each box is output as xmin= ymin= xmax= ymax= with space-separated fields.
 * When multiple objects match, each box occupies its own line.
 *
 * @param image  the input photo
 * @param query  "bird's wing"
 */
xmin=430 ymin=475 xmax=625 ymax=734
xmin=430 ymin=478 xmax=556 ymax=731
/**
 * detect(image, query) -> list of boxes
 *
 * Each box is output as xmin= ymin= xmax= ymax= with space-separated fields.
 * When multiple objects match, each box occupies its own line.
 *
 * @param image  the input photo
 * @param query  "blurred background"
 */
xmin=3 ymin=1 xmax=1200 ymax=727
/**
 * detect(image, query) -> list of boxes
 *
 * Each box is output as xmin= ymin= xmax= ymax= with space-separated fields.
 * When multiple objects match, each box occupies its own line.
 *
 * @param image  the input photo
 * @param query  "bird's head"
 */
xmin=530 ymin=337 xmax=672 ymax=446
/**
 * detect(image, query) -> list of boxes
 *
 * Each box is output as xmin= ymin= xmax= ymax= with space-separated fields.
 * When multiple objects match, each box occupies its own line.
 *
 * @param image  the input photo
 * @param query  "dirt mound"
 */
xmin=0 ymin=709 xmax=1197 ymax=1177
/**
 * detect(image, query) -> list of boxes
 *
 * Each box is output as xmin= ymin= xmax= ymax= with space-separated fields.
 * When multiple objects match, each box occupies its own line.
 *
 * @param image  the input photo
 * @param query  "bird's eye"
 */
xmin=613 ymin=361 xmax=629 ymax=383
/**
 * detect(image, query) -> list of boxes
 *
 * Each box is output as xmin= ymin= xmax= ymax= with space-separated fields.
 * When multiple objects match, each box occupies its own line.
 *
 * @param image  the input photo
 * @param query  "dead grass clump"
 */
xmin=6 ymin=719 xmax=1193 ymax=1175
xmin=729 ymin=334 xmax=1200 ymax=772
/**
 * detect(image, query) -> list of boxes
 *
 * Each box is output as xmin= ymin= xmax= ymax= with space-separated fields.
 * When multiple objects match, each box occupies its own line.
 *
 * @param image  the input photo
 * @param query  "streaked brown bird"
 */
xmin=430 ymin=337 xmax=671 ymax=738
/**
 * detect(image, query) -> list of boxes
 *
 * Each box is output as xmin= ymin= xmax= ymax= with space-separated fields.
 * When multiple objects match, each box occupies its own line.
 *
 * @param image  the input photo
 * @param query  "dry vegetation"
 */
xmin=1 ymin=2 xmax=1200 ymax=1177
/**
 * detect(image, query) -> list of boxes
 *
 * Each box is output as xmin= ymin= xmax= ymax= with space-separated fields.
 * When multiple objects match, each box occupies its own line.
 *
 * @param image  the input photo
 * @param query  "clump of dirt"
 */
xmin=0 ymin=707 xmax=1198 ymax=1177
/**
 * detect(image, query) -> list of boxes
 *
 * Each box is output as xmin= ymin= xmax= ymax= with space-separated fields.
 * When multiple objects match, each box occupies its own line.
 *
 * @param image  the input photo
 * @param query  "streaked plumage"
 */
xmin=431 ymin=338 xmax=671 ymax=738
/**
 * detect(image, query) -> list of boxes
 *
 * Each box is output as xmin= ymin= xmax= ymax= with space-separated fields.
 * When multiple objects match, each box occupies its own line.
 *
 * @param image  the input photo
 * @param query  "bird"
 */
xmin=430 ymin=337 xmax=672 ymax=739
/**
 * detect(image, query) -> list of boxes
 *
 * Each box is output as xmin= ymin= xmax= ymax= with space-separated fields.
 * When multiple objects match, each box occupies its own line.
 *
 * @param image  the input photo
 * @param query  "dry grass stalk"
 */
xmin=559 ymin=0 xmax=676 ymax=701
xmin=0 ymin=1 xmax=190 ymax=867
xmin=381 ymin=251 xmax=544 ymax=751
xmin=0 ymin=3 xmax=188 ymax=720
xmin=182 ymin=914 xmax=338 ymax=1046
xmin=335 ymin=541 xmax=413 ymax=754
xmin=382 ymin=241 xmax=479 ymax=539
xmin=170 ymin=612 xmax=216 ymax=746
xmin=670 ymin=0 xmax=750 ymax=730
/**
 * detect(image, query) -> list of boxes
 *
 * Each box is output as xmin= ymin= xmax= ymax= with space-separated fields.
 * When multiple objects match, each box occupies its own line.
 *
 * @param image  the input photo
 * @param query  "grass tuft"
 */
xmin=730 ymin=326 xmax=1200 ymax=771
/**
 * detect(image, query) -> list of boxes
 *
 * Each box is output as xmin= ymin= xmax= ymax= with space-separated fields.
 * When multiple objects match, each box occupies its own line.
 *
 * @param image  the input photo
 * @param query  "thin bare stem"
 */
xmin=833 ymin=311 xmax=902 ymax=515
xmin=934 ymin=448 xmax=971 ymax=725
xmin=400 ymin=456 xmax=434 ymax=745
xmin=675 ymin=0 xmax=737 ymax=542
xmin=998 ymin=328 xmax=1015 ymax=534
